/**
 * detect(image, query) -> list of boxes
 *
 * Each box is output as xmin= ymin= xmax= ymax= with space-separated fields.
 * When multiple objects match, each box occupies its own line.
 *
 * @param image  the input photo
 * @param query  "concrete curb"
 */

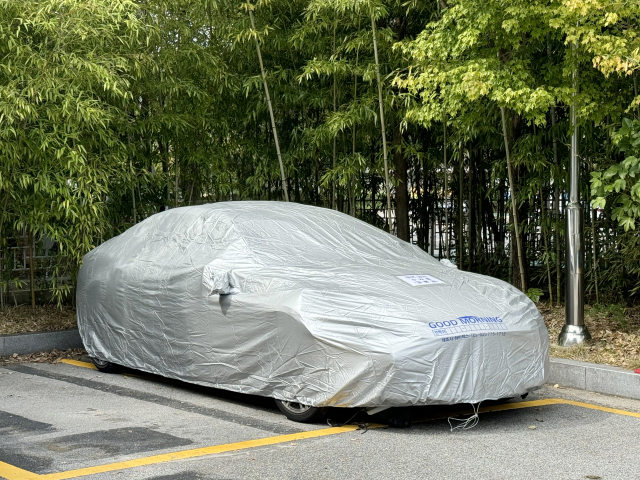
xmin=549 ymin=357 xmax=640 ymax=401
xmin=0 ymin=329 xmax=83 ymax=357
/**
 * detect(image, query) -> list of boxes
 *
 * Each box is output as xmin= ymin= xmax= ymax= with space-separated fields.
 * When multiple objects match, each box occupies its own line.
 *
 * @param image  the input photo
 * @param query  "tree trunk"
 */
xmin=295 ymin=165 xmax=301 ymax=203
xmin=551 ymin=106 xmax=561 ymax=305
xmin=458 ymin=142 xmax=464 ymax=270
xmin=332 ymin=20 xmax=337 ymax=210
xmin=370 ymin=141 xmax=377 ymax=224
xmin=314 ymin=155 xmax=320 ymax=206
xmin=430 ymin=171 xmax=435 ymax=256
xmin=483 ymin=194 xmax=501 ymax=246
xmin=174 ymin=146 xmax=179 ymax=206
xmin=393 ymin=125 xmax=409 ymax=241
xmin=468 ymin=146 xmax=477 ymax=270
xmin=548 ymin=38 xmax=562 ymax=304
xmin=541 ymin=187 xmax=553 ymax=304
xmin=249 ymin=8 xmax=288 ymax=202
xmin=591 ymin=206 xmax=599 ymax=304
xmin=161 ymin=140 xmax=169 ymax=209
xmin=371 ymin=15 xmax=392 ymax=232
xmin=443 ymin=120 xmax=449 ymax=258
xmin=479 ymin=165 xmax=487 ymax=261
xmin=500 ymin=107 xmax=527 ymax=292
xmin=635 ymin=72 xmax=639 ymax=119
xmin=28 ymin=230 xmax=36 ymax=309
xmin=415 ymin=157 xmax=424 ymax=248
xmin=0 ymin=195 xmax=6 ymax=311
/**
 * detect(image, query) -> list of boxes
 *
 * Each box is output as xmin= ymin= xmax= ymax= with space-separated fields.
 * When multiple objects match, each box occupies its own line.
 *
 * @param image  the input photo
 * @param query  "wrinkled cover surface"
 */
xmin=77 ymin=202 xmax=549 ymax=407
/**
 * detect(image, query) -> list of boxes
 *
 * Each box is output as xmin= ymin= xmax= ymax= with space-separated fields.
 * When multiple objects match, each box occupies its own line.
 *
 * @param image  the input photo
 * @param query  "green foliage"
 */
xmin=591 ymin=118 xmax=640 ymax=231
xmin=526 ymin=288 xmax=544 ymax=303
xmin=0 ymin=0 xmax=149 ymax=302
xmin=1 ymin=0 xmax=640 ymax=305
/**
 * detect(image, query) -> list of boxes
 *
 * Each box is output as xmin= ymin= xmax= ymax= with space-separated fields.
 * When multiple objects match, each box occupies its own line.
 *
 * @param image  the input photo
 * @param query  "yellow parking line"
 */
xmin=0 ymin=461 xmax=42 ymax=479
xmin=559 ymin=399 xmax=640 ymax=418
xmin=415 ymin=398 xmax=640 ymax=424
xmin=23 ymin=358 xmax=636 ymax=480
xmin=37 ymin=425 xmax=361 ymax=480
xmin=477 ymin=398 xmax=640 ymax=419
xmin=59 ymin=359 xmax=96 ymax=370
xmin=0 ymin=396 xmax=638 ymax=480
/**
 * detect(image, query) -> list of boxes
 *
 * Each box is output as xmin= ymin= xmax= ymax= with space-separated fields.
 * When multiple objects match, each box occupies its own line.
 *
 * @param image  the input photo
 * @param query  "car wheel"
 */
xmin=274 ymin=399 xmax=322 ymax=422
xmin=91 ymin=357 xmax=120 ymax=373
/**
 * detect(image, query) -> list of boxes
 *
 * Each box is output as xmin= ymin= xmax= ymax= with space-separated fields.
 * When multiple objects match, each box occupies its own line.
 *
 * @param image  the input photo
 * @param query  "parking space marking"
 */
xmin=414 ymin=398 xmax=640 ymax=424
xmin=0 ymin=461 xmax=41 ymax=480
xmin=8 ymin=363 xmax=301 ymax=435
xmin=0 ymin=425 xmax=360 ymax=480
xmin=58 ymin=360 xmax=96 ymax=370
xmin=3 ymin=359 xmax=638 ymax=480
xmin=1 ymin=397 xmax=638 ymax=480
xmin=482 ymin=398 xmax=640 ymax=419
xmin=44 ymin=425 xmax=359 ymax=480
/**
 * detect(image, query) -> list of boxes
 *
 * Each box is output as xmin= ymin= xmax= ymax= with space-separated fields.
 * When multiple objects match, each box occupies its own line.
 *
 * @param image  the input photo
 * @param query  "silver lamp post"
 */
xmin=558 ymin=43 xmax=591 ymax=346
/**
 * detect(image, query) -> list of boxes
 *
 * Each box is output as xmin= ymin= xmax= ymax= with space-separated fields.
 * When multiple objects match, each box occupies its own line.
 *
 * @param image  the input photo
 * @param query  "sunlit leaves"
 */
xmin=591 ymin=118 xmax=640 ymax=231
xmin=0 ymin=0 xmax=148 ymax=302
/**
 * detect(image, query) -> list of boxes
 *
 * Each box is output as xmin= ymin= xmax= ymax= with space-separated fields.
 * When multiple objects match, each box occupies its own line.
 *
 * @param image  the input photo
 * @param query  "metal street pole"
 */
xmin=559 ymin=43 xmax=591 ymax=346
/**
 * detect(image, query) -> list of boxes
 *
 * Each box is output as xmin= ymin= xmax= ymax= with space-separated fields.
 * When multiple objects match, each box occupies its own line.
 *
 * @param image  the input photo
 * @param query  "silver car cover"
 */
xmin=77 ymin=201 xmax=549 ymax=407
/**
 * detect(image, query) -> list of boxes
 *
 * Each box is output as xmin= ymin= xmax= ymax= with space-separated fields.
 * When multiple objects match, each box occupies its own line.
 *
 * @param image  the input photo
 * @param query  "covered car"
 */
xmin=77 ymin=201 xmax=549 ymax=421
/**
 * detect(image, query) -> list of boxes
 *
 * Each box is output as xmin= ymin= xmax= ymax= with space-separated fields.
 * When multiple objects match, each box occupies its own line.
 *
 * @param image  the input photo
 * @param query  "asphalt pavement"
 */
xmin=1 ymin=358 xmax=639 ymax=480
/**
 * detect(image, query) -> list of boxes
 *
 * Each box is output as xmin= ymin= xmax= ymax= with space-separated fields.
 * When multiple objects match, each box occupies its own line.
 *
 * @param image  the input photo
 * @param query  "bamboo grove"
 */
xmin=0 ymin=0 xmax=639 ymax=306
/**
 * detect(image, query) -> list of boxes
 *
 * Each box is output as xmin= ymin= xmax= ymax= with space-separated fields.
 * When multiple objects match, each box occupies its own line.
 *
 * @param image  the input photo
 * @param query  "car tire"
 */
xmin=91 ymin=357 xmax=120 ymax=373
xmin=274 ymin=399 xmax=322 ymax=423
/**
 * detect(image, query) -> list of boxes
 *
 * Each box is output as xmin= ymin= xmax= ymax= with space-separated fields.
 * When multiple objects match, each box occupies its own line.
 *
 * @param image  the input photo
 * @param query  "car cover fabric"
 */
xmin=77 ymin=201 xmax=549 ymax=408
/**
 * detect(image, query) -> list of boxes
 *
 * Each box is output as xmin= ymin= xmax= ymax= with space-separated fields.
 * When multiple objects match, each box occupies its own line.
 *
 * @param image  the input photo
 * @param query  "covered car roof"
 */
xmin=77 ymin=201 xmax=549 ymax=407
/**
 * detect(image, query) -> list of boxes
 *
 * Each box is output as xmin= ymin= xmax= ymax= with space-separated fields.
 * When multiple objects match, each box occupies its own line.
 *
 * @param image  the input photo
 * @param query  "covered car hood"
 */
xmin=77 ymin=201 xmax=549 ymax=407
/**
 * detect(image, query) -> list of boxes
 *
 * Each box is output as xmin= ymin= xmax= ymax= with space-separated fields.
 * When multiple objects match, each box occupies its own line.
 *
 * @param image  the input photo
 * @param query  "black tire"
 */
xmin=91 ymin=357 xmax=120 ymax=373
xmin=274 ymin=399 xmax=322 ymax=423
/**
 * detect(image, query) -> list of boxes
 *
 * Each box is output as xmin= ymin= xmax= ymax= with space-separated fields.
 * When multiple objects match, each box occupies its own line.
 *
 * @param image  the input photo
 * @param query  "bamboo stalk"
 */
xmin=540 ymin=187 xmax=553 ymax=304
xmin=458 ymin=141 xmax=463 ymax=269
xmin=175 ymin=151 xmax=179 ymax=207
xmin=371 ymin=15 xmax=392 ymax=233
xmin=635 ymin=72 xmax=639 ymax=120
xmin=551 ymin=106 xmax=561 ymax=306
xmin=591 ymin=200 xmax=599 ymax=304
xmin=548 ymin=40 xmax=561 ymax=306
xmin=332 ymin=20 xmax=337 ymax=210
xmin=28 ymin=230 xmax=35 ymax=310
xmin=350 ymin=32 xmax=359 ymax=218
xmin=443 ymin=119 xmax=449 ymax=258
xmin=500 ymin=106 xmax=526 ymax=291
xmin=0 ymin=195 xmax=6 ymax=311
xmin=248 ymin=8 xmax=289 ymax=202
xmin=131 ymin=159 xmax=137 ymax=223
xmin=535 ymin=123 xmax=552 ymax=303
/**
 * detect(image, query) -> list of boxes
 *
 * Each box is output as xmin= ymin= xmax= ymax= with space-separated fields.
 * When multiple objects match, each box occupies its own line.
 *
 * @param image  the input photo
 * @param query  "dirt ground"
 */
xmin=1 ymin=303 xmax=639 ymax=370
xmin=0 ymin=305 xmax=77 ymax=335
xmin=0 ymin=347 xmax=86 ymax=367
xmin=540 ymin=302 xmax=640 ymax=371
